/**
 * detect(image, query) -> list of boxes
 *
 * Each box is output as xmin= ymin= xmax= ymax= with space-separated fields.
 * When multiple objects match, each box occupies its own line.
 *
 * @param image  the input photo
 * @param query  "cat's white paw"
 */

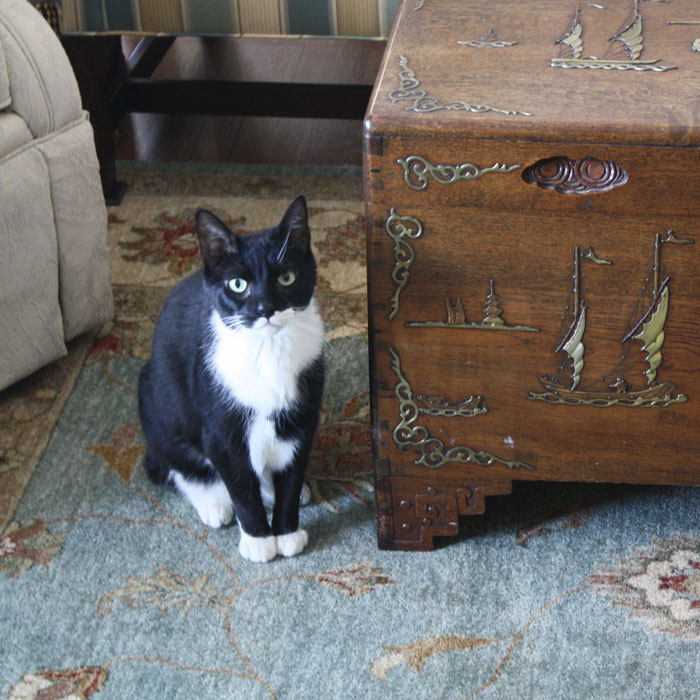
xmin=195 ymin=500 xmax=234 ymax=529
xmin=239 ymin=531 xmax=277 ymax=563
xmin=276 ymin=529 xmax=308 ymax=558
xmin=299 ymin=483 xmax=311 ymax=506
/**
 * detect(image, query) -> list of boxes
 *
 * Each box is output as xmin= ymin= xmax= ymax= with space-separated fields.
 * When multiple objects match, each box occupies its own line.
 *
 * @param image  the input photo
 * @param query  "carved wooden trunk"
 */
xmin=364 ymin=0 xmax=700 ymax=550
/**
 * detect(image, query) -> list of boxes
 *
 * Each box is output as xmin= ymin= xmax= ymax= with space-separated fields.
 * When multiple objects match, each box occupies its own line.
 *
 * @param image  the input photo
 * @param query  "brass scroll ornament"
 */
xmin=386 ymin=209 xmax=423 ymax=321
xmin=389 ymin=55 xmax=532 ymax=117
xmin=391 ymin=347 xmax=535 ymax=471
xmin=398 ymin=156 xmax=522 ymax=190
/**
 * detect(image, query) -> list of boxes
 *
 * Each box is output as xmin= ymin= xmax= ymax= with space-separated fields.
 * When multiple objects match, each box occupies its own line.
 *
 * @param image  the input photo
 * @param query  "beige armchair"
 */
xmin=0 ymin=0 xmax=113 ymax=389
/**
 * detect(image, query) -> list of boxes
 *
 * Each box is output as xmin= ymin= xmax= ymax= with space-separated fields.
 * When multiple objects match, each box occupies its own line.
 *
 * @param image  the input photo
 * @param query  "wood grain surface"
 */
xmin=367 ymin=0 xmax=700 ymax=146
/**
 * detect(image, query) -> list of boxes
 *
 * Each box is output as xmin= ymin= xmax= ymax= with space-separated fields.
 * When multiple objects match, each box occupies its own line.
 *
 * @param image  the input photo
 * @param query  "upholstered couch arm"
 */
xmin=0 ymin=0 xmax=82 ymax=138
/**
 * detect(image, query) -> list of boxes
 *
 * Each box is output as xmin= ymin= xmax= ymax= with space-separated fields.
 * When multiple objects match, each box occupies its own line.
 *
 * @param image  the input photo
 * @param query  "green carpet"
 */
xmin=2 ymin=164 xmax=700 ymax=700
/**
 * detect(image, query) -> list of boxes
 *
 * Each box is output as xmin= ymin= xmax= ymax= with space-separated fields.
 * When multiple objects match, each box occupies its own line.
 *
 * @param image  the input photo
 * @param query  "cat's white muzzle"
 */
xmin=254 ymin=318 xmax=282 ymax=335
xmin=252 ymin=308 xmax=295 ymax=335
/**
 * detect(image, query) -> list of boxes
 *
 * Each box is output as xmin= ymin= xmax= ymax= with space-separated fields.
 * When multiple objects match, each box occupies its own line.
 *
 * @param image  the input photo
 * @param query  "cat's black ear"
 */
xmin=195 ymin=209 xmax=238 ymax=268
xmin=277 ymin=195 xmax=310 ymax=259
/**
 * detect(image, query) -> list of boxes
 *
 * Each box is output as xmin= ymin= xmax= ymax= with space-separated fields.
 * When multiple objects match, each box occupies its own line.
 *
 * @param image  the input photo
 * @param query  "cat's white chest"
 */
xmin=207 ymin=302 xmax=323 ymax=481
xmin=247 ymin=413 xmax=297 ymax=480
xmin=207 ymin=301 xmax=323 ymax=416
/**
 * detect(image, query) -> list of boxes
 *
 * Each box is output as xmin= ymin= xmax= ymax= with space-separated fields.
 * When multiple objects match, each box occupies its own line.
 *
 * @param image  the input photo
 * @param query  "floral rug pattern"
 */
xmin=2 ymin=165 xmax=700 ymax=700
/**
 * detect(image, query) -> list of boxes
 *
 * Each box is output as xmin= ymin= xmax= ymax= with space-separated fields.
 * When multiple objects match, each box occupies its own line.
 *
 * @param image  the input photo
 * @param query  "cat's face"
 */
xmin=194 ymin=196 xmax=317 ymax=335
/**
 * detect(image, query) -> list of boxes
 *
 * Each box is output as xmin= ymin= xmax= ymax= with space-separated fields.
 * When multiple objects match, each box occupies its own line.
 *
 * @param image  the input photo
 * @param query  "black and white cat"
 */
xmin=138 ymin=196 xmax=324 ymax=563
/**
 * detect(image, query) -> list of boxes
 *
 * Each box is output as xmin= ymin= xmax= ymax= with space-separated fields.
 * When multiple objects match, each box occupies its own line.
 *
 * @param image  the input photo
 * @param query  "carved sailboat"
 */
xmin=531 ymin=233 xmax=692 ymax=407
xmin=551 ymin=0 xmax=676 ymax=71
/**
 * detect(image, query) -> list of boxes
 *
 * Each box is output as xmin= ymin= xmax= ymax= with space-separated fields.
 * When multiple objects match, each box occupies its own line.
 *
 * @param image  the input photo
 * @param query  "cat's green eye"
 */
xmin=278 ymin=271 xmax=296 ymax=287
xmin=228 ymin=278 xmax=248 ymax=294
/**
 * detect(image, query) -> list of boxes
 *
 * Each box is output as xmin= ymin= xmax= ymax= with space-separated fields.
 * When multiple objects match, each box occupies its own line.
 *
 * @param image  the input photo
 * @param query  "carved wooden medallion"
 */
xmin=522 ymin=156 xmax=628 ymax=195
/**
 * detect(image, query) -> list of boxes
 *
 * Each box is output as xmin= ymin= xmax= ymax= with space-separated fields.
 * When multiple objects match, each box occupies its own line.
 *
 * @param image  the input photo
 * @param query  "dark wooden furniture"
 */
xmin=61 ymin=34 xmax=379 ymax=204
xmin=364 ymin=0 xmax=700 ymax=550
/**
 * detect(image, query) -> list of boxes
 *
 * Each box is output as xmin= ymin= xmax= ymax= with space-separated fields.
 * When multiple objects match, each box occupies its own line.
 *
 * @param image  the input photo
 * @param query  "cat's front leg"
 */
xmin=216 ymin=457 xmax=278 ymax=563
xmin=272 ymin=462 xmax=309 ymax=558
xmin=234 ymin=496 xmax=277 ymax=563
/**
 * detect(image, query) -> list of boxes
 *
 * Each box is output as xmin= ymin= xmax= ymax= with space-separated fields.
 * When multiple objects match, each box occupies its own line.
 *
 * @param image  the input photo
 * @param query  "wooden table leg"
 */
xmin=61 ymin=34 xmax=128 ymax=205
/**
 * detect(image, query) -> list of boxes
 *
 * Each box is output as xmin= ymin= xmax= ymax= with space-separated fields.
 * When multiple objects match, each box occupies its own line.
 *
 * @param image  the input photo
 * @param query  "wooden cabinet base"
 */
xmin=375 ymin=475 xmax=513 ymax=550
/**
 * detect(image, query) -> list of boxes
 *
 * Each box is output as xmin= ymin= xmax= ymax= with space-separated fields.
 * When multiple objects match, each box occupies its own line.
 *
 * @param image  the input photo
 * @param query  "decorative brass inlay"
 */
xmin=385 ymin=209 xmax=423 ymax=321
xmin=458 ymin=29 xmax=518 ymax=48
xmin=552 ymin=1 xmax=676 ymax=72
xmin=389 ymin=55 xmax=532 ymax=117
xmin=522 ymin=156 xmax=628 ymax=195
xmin=390 ymin=347 xmax=535 ymax=471
xmin=407 ymin=281 xmax=539 ymax=333
xmin=397 ymin=156 xmax=522 ymax=190
xmin=529 ymin=233 xmax=693 ymax=407
xmin=416 ymin=393 xmax=487 ymax=418
xmin=667 ymin=20 xmax=700 ymax=52
xmin=414 ymin=0 xmax=425 ymax=10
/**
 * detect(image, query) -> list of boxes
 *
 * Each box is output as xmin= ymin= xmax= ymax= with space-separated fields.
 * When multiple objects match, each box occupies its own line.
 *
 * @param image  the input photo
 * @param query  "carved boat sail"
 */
xmin=556 ymin=5 xmax=583 ymax=59
xmin=608 ymin=0 xmax=644 ymax=60
xmin=558 ymin=304 xmax=586 ymax=390
xmin=616 ymin=230 xmax=692 ymax=387
xmin=537 ymin=246 xmax=610 ymax=397
xmin=532 ymin=233 xmax=692 ymax=407
xmin=631 ymin=283 xmax=669 ymax=384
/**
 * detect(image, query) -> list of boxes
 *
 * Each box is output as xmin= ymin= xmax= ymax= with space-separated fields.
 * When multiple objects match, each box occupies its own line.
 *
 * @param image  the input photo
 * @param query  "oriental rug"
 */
xmin=1 ymin=163 xmax=700 ymax=700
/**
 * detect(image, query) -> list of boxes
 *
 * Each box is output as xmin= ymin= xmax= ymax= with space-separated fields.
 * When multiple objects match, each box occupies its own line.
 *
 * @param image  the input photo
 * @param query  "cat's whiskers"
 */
xmin=222 ymin=317 xmax=246 ymax=332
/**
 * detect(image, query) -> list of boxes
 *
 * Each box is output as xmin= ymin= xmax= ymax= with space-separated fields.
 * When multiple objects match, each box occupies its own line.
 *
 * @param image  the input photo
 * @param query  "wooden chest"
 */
xmin=364 ymin=0 xmax=700 ymax=550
